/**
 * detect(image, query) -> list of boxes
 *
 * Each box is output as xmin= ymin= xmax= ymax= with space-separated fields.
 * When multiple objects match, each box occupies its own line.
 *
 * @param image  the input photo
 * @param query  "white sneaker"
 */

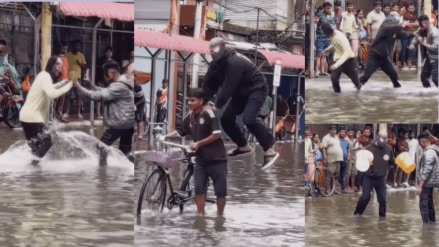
xmin=315 ymin=71 xmax=320 ymax=77
xmin=402 ymin=67 xmax=409 ymax=71
xmin=77 ymin=114 xmax=84 ymax=119
xmin=62 ymin=113 xmax=69 ymax=118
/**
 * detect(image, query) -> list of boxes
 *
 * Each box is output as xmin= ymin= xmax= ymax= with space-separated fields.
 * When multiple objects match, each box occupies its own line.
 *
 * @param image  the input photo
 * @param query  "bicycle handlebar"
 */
xmin=160 ymin=140 xmax=196 ymax=158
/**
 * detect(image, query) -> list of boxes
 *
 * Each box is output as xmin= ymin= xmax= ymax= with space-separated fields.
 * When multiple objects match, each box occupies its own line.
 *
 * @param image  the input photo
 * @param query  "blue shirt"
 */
xmin=340 ymin=139 xmax=350 ymax=162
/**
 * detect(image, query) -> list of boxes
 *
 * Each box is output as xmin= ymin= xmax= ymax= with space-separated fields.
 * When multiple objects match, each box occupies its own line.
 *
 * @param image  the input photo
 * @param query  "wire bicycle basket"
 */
xmin=144 ymin=150 xmax=183 ymax=169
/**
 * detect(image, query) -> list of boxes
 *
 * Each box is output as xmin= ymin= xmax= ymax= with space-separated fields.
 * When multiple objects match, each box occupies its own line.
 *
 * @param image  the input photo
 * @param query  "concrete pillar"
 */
xmin=40 ymin=2 xmax=52 ymax=71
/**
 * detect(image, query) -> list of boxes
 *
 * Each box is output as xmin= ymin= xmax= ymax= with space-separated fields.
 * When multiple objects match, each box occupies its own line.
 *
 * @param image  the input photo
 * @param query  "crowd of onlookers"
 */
xmin=304 ymin=124 xmax=438 ymax=197
xmin=305 ymin=0 xmax=438 ymax=77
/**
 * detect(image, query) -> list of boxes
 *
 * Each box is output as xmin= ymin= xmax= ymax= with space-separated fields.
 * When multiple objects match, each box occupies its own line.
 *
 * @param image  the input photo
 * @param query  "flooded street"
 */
xmin=306 ymin=188 xmax=439 ymax=247
xmin=0 ymin=125 xmax=134 ymax=246
xmin=134 ymin=141 xmax=305 ymax=247
xmin=305 ymin=71 xmax=438 ymax=123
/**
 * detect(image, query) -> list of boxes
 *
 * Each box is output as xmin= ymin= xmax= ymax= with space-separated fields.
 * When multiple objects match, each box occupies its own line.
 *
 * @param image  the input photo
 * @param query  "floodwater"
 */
xmin=305 ymin=70 xmax=438 ymax=123
xmin=134 ymin=141 xmax=305 ymax=247
xmin=306 ymin=188 xmax=439 ymax=247
xmin=0 ymin=124 xmax=134 ymax=246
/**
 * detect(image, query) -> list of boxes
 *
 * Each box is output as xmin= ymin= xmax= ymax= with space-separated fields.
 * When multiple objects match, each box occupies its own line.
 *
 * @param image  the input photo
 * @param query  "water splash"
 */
xmin=0 ymin=127 xmax=133 ymax=175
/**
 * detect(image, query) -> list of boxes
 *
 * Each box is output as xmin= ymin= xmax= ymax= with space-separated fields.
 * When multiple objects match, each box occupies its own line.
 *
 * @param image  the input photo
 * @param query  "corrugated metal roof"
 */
xmin=135 ymin=29 xmax=304 ymax=69
xmin=59 ymin=2 xmax=134 ymax=22
xmin=135 ymin=29 xmax=210 ymax=55
xmin=258 ymin=50 xmax=304 ymax=70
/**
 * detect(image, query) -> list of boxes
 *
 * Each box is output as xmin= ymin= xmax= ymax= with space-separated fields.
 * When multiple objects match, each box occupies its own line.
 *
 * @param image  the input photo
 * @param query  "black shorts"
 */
xmin=21 ymin=122 xmax=53 ymax=158
xmin=135 ymin=105 xmax=145 ymax=123
xmin=194 ymin=160 xmax=227 ymax=198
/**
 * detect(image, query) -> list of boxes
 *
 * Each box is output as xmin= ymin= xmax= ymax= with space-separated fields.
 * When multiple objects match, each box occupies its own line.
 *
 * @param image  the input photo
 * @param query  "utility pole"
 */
xmin=41 ymin=2 xmax=52 ymax=71
xmin=309 ymin=0 xmax=315 ymax=78
xmin=254 ymin=7 xmax=260 ymax=64
xmin=190 ymin=0 xmax=204 ymax=88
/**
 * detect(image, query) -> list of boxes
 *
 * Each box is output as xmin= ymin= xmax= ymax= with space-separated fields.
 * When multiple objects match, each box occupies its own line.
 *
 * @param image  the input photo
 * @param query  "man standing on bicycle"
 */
xmin=163 ymin=88 xmax=227 ymax=216
xmin=203 ymin=37 xmax=279 ymax=170
xmin=354 ymin=133 xmax=394 ymax=218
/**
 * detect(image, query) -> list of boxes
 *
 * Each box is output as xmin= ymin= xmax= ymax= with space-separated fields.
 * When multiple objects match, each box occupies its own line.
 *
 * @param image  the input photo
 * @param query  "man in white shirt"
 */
xmin=340 ymin=1 xmax=359 ymax=45
xmin=322 ymin=125 xmax=344 ymax=193
xmin=367 ymin=1 xmax=386 ymax=42
xmin=406 ymin=130 xmax=419 ymax=186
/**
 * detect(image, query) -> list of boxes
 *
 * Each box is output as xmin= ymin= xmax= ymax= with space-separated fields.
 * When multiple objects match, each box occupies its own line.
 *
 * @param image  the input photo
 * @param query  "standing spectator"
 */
xmin=392 ymin=4 xmax=403 ymax=68
xmin=96 ymin=47 xmax=116 ymax=119
xmin=333 ymin=1 xmax=343 ymax=30
xmin=432 ymin=8 xmax=438 ymax=28
xmin=64 ymin=40 xmax=87 ymax=119
xmin=156 ymin=78 xmax=168 ymax=124
xmin=416 ymin=133 xmax=439 ymax=224
xmin=393 ymin=128 xmax=409 ymax=188
xmin=134 ymin=83 xmax=145 ymax=140
xmin=322 ymin=125 xmax=344 ymax=194
xmin=276 ymin=95 xmax=288 ymax=117
xmin=340 ymin=1 xmax=359 ymax=49
xmin=0 ymin=40 xmax=21 ymax=95
xmin=339 ymin=128 xmax=351 ymax=193
xmin=347 ymin=128 xmax=360 ymax=192
xmin=409 ymin=14 xmax=438 ymax=88
xmin=315 ymin=2 xmax=335 ymax=77
xmin=55 ymin=45 xmax=69 ymax=122
xmin=401 ymin=3 xmax=419 ymax=71
xmin=406 ymin=129 xmax=419 ymax=186
xmin=383 ymin=3 xmax=391 ymax=20
xmin=366 ymin=1 xmax=386 ymax=43
xmin=399 ymin=0 xmax=409 ymax=11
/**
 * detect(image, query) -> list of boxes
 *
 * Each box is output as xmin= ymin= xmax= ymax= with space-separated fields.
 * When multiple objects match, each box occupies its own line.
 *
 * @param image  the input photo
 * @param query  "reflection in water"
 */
xmin=0 ymin=127 xmax=134 ymax=246
xmin=134 ymin=142 xmax=305 ymax=246
xmin=306 ymin=71 xmax=438 ymax=123
xmin=306 ymin=189 xmax=439 ymax=247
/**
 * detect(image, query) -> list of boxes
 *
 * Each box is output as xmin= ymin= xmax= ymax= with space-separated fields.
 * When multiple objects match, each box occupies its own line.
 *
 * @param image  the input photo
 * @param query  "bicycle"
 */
xmin=0 ymin=79 xmax=23 ymax=129
xmin=311 ymin=161 xmax=335 ymax=197
xmin=137 ymin=140 xmax=199 ymax=216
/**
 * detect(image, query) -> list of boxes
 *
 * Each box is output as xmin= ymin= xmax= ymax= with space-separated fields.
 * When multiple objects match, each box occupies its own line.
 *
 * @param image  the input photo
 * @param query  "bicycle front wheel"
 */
xmin=137 ymin=168 xmax=166 ymax=215
xmin=313 ymin=167 xmax=335 ymax=197
xmin=179 ymin=165 xmax=194 ymax=212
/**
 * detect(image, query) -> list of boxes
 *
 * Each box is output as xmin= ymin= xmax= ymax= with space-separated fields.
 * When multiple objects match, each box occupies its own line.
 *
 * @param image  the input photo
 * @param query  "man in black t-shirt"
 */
xmin=163 ymin=88 xmax=227 ymax=216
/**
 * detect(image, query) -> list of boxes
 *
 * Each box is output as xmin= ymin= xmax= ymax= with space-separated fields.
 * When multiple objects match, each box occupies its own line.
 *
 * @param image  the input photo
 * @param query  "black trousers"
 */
xmin=156 ymin=106 xmax=167 ymax=123
xmin=330 ymin=58 xmax=361 ymax=92
xmin=419 ymin=187 xmax=436 ymax=223
xmin=354 ymin=175 xmax=387 ymax=217
xmin=360 ymin=52 xmax=401 ymax=87
xmin=421 ymin=58 xmax=438 ymax=88
xmin=220 ymin=90 xmax=275 ymax=152
xmin=100 ymin=128 xmax=135 ymax=155
xmin=21 ymin=122 xmax=53 ymax=158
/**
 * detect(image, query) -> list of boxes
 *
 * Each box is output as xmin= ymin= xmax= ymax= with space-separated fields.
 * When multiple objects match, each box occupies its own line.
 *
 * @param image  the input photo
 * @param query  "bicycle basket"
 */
xmin=144 ymin=151 xmax=182 ymax=168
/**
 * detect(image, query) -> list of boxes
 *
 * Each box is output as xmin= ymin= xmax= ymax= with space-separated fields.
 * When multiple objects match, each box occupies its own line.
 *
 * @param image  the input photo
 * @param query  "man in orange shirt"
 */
xmin=56 ymin=45 xmax=69 ymax=122
xmin=156 ymin=78 xmax=168 ymax=124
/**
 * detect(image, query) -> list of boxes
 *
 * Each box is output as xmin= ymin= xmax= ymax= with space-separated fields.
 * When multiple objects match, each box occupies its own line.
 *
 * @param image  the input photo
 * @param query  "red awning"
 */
xmin=135 ymin=29 xmax=210 ymax=55
xmin=59 ymin=2 xmax=134 ymax=22
xmin=135 ymin=29 xmax=304 ymax=70
xmin=258 ymin=50 xmax=305 ymax=70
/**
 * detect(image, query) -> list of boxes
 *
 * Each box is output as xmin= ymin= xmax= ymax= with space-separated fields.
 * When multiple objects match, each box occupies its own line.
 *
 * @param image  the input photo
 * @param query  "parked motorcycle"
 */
xmin=0 ymin=72 xmax=24 ymax=128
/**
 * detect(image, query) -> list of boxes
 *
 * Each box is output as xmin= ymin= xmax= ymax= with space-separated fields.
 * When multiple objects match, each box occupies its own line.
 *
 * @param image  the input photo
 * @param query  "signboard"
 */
xmin=273 ymin=59 xmax=282 ymax=87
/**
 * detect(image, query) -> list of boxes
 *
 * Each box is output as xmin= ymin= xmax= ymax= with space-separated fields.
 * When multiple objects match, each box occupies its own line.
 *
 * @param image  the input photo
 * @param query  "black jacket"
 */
xmin=370 ymin=23 xmax=414 ymax=58
xmin=365 ymin=139 xmax=394 ymax=178
xmin=203 ymin=48 xmax=268 ymax=108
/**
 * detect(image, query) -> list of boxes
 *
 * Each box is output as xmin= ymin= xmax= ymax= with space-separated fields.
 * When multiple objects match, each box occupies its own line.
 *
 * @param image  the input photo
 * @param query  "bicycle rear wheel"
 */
xmin=137 ymin=168 xmax=166 ymax=215
xmin=313 ymin=167 xmax=335 ymax=197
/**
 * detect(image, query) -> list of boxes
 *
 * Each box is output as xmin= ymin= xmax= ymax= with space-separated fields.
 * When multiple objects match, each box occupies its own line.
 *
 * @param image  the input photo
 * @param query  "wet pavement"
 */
xmin=305 ymin=70 xmax=438 ymax=123
xmin=0 ymin=124 xmax=134 ymax=246
xmin=134 ymin=140 xmax=305 ymax=247
xmin=306 ymin=188 xmax=439 ymax=247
